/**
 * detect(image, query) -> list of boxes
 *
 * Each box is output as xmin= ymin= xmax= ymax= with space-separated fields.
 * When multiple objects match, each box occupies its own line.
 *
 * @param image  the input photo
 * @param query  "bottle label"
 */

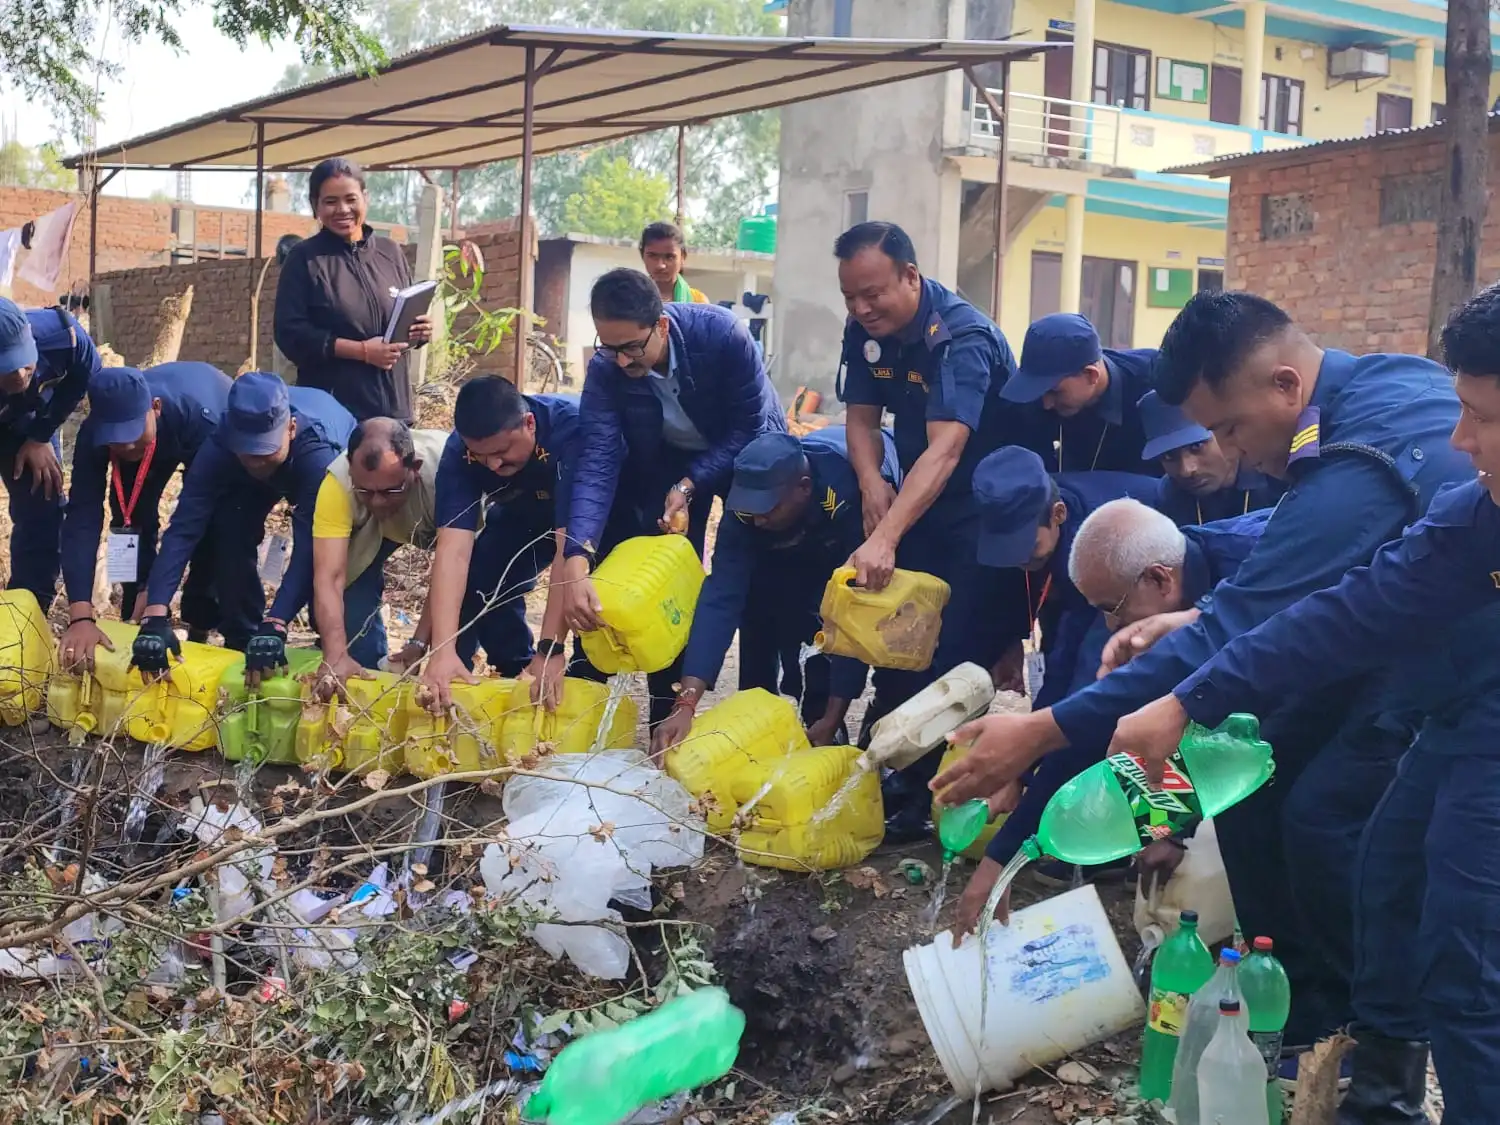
xmin=1251 ymin=1029 xmax=1285 ymax=1079
xmin=1148 ymin=987 xmax=1192 ymax=1035
xmin=1107 ymin=751 xmax=1204 ymax=844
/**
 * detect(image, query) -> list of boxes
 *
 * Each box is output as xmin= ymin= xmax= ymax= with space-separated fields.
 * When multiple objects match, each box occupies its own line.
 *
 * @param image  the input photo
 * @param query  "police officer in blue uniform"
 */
xmin=57 ymin=362 xmax=233 ymax=671
xmin=933 ymin=290 xmax=1474 ymax=1062
xmin=1138 ymin=390 xmax=1284 ymax=526
xmin=651 ymin=426 xmax=900 ymax=757
xmin=0 ymin=297 xmax=103 ymax=610
xmin=420 ymin=376 xmax=585 ymax=710
xmin=131 ymin=373 xmax=355 ymax=683
xmin=558 ymin=268 xmax=784 ymax=726
xmin=1107 ymin=284 xmax=1500 ymax=1125
xmin=833 ymin=221 xmax=1022 ymax=838
xmin=1001 ymin=312 xmax=1160 ymax=475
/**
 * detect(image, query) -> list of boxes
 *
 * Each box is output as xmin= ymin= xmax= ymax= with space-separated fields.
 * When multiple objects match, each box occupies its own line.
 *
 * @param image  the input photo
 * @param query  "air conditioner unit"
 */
xmin=1328 ymin=46 xmax=1390 ymax=80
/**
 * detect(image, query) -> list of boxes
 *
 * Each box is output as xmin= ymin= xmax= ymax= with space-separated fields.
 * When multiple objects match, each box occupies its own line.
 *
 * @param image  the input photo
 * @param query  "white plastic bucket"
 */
xmin=903 ymin=884 xmax=1145 ymax=1097
xmin=1133 ymin=817 xmax=1237 ymax=948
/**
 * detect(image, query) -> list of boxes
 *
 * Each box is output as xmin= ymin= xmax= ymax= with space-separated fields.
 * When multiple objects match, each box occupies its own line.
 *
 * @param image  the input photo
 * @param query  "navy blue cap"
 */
xmin=223 ymin=372 xmax=291 ymax=455
xmin=974 ymin=446 xmax=1053 ymax=568
xmin=1139 ymin=390 xmax=1213 ymax=461
xmin=727 ymin=432 xmax=805 ymax=515
xmin=1002 ymin=312 xmax=1103 ymax=403
xmin=0 ymin=299 xmax=37 ymax=374
xmin=88 ymin=366 xmax=152 ymax=445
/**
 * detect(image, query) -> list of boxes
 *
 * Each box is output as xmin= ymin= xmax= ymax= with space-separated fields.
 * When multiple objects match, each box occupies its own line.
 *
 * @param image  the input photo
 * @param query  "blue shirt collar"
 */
xmin=1096 ymin=353 xmax=1125 ymax=426
xmin=894 ymin=284 xmax=935 ymax=346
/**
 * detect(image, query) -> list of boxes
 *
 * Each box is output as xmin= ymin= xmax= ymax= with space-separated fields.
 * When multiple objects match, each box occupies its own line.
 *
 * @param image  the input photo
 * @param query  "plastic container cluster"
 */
xmin=664 ymin=688 xmax=884 ymax=869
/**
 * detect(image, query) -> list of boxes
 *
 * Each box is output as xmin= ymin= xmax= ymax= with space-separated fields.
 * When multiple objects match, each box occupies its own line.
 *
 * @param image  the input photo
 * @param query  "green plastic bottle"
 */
xmin=1241 ymin=936 xmax=1292 ymax=1125
xmin=1140 ymin=908 xmax=1214 ymax=1103
xmin=1023 ymin=714 xmax=1274 ymax=867
xmin=525 ymin=987 xmax=746 ymax=1125
xmin=937 ymin=799 xmax=991 ymax=862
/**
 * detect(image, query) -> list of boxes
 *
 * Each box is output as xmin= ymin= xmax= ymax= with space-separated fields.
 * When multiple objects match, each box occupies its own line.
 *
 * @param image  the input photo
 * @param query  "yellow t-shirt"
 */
xmin=312 ymin=473 xmax=357 ymax=540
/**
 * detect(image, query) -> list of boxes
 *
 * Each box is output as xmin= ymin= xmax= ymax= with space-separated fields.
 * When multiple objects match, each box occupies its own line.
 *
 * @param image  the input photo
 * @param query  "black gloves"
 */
xmin=131 ymin=615 xmax=181 ymax=674
xmin=245 ymin=620 xmax=289 ymax=675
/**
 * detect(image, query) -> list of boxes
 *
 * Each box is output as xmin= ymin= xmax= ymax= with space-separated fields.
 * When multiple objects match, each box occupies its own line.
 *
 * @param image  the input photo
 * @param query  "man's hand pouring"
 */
xmin=929 ymin=709 xmax=1068 ymax=807
xmin=1106 ymin=694 xmax=1192 ymax=785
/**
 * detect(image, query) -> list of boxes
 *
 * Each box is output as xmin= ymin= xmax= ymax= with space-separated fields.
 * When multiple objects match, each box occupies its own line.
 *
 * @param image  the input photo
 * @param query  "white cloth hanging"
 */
xmin=0 ymin=228 xmax=21 ymax=289
xmin=18 ymin=201 xmax=79 ymax=292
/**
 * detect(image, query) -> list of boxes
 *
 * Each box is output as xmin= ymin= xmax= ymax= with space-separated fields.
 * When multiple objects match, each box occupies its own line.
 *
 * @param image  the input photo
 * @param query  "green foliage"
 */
xmin=0 ymin=0 xmax=385 ymax=140
xmin=562 ymin=156 xmax=673 ymax=240
xmin=433 ymin=241 xmax=523 ymax=381
xmin=0 ymin=141 xmax=74 ymax=190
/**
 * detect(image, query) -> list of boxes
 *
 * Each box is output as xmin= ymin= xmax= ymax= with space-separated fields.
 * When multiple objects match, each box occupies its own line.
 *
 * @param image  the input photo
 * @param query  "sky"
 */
xmin=14 ymin=8 xmax=302 ymax=208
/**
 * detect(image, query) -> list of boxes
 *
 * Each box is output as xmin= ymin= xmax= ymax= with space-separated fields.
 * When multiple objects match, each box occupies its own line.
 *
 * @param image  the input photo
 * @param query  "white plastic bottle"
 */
xmin=1170 ymin=948 xmax=1243 ymax=1125
xmin=858 ymin=662 xmax=994 ymax=771
xmin=1197 ymin=998 xmax=1270 ymax=1125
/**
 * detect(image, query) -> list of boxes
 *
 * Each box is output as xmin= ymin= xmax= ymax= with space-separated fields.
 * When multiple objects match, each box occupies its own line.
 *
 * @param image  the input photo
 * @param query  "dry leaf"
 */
xmin=18 ymin=1002 xmax=46 ymax=1024
xmin=413 ymin=879 xmax=437 ymax=893
xmin=363 ymin=768 xmax=391 ymax=792
xmin=668 ymin=882 xmax=686 ymax=901
xmin=588 ymin=821 xmax=616 ymax=842
xmin=479 ymin=777 xmax=504 ymax=798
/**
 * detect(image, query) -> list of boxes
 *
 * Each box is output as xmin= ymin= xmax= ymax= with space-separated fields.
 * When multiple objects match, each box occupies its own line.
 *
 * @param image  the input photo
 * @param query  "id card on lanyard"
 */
xmin=107 ymin=441 xmax=156 ymax=584
xmin=1023 ymin=570 xmax=1053 ymax=707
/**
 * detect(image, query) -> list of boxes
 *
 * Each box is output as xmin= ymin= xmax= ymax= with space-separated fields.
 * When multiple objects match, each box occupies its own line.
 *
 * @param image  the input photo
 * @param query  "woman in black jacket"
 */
xmin=274 ymin=158 xmax=432 ymax=422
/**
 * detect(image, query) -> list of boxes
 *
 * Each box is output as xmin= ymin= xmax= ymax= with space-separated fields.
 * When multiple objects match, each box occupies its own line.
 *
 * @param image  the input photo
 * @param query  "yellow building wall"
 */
xmin=1007 ymin=0 xmax=1500 ymax=139
xmin=1000 ymin=205 xmax=1231 ymax=348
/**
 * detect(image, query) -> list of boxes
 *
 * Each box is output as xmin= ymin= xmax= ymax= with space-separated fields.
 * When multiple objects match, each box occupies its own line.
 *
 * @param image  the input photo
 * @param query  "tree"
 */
xmin=562 ymin=155 xmax=673 ymax=238
xmin=0 ymin=141 xmax=74 ymax=190
xmin=1 ymin=0 xmax=383 ymax=139
xmin=1425 ymin=0 xmax=1492 ymax=358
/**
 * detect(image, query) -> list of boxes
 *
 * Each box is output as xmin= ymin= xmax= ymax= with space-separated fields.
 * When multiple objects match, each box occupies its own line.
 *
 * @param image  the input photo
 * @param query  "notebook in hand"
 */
xmin=383 ymin=280 xmax=440 ymax=344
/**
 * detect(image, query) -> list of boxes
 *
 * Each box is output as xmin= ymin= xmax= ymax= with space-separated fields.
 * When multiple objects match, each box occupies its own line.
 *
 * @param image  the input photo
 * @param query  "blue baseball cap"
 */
xmin=1002 ymin=312 xmax=1103 ymax=403
xmin=727 ymin=432 xmax=805 ymax=515
xmin=223 ymin=372 xmax=291 ymax=455
xmin=1139 ymin=390 xmax=1213 ymax=461
xmin=974 ymin=446 xmax=1053 ymax=568
xmin=0 ymin=299 xmax=37 ymax=374
xmin=88 ymin=366 xmax=152 ymax=445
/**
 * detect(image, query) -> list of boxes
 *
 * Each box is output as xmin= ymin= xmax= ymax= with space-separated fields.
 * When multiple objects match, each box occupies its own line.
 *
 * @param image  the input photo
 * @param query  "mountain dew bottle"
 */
xmin=1140 ymin=908 xmax=1214 ymax=1102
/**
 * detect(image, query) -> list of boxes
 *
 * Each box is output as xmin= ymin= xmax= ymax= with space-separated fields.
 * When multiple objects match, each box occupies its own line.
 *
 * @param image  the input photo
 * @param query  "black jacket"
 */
xmin=274 ymin=225 xmax=415 ymax=422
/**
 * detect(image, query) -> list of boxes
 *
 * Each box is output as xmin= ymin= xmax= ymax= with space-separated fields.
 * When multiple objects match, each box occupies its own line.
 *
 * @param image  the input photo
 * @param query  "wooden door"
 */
xmin=1044 ymin=30 xmax=1074 ymax=156
xmin=1210 ymin=65 xmax=1242 ymax=125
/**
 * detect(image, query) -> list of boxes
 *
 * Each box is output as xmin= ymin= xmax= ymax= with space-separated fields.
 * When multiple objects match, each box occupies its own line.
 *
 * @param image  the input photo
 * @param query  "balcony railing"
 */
xmin=970 ymin=90 xmax=1311 ymax=174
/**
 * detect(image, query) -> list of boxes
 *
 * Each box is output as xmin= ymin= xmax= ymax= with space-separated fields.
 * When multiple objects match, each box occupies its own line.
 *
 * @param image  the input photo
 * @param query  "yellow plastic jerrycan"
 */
xmin=581 ymin=535 xmax=704 ymax=674
xmin=0 ymin=590 xmax=53 ymax=725
xmin=664 ymin=688 xmax=809 ymax=834
xmin=930 ymin=742 xmax=1007 ymax=861
xmin=49 ymin=620 xmax=142 ymax=740
xmin=496 ymin=677 xmax=638 ymax=761
xmin=296 ymin=671 xmax=411 ymax=775
xmin=403 ymin=677 xmax=515 ymax=778
xmin=815 ymin=565 xmax=950 ymax=672
xmin=734 ymin=745 xmax=885 ymax=871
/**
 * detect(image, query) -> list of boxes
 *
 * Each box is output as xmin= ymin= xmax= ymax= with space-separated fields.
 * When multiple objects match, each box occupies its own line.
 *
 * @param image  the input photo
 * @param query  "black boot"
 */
xmin=1335 ymin=1028 xmax=1431 ymax=1125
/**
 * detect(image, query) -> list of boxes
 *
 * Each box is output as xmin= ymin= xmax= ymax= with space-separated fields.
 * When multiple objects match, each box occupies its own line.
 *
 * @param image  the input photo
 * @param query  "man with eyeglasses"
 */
xmin=309 ymin=417 xmax=448 ymax=693
xmin=421 ymin=376 xmax=585 ymax=711
xmin=559 ymin=267 xmax=783 ymax=725
xmin=130 ymin=372 xmax=355 ymax=686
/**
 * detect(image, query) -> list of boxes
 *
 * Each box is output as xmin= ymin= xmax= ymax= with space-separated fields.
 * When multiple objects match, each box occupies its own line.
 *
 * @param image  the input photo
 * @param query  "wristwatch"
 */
xmin=536 ymin=638 xmax=566 ymax=658
xmin=671 ymin=480 xmax=695 ymax=501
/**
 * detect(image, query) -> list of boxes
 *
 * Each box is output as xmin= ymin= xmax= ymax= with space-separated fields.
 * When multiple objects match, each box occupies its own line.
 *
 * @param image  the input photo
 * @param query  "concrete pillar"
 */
xmin=1069 ymin=0 xmax=1097 ymax=157
xmin=1413 ymin=39 xmax=1436 ymax=127
xmin=1060 ymin=194 xmax=1086 ymax=315
xmin=1240 ymin=0 xmax=1266 ymax=129
xmin=411 ymin=181 xmax=445 ymax=387
xmin=934 ymin=164 xmax=963 ymax=290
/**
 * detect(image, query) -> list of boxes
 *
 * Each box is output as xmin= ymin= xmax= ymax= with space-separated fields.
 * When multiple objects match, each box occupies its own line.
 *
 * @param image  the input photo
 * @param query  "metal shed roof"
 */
xmin=66 ymin=25 xmax=1054 ymax=172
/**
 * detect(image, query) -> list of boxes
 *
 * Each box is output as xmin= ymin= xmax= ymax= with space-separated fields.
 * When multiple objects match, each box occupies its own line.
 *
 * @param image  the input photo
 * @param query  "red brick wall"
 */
xmin=1226 ymin=133 xmax=1500 ymax=355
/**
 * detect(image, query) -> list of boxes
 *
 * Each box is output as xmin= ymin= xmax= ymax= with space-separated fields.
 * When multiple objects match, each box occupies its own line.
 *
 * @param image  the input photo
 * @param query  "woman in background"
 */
xmin=639 ymin=221 xmax=709 ymax=304
xmin=275 ymin=158 xmax=431 ymax=422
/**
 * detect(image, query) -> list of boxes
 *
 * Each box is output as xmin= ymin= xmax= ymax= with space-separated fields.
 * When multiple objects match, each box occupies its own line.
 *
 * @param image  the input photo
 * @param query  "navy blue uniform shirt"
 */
xmin=435 ymin=394 xmax=580 ymax=539
xmin=1154 ymin=468 xmax=1285 ymax=528
xmin=682 ymin=426 xmax=898 ymax=697
xmin=1016 ymin=348 xmax=1160 ymax=475
xmin=62 ymin=361 xmax=232 ymax=605
xmin=1 ymin=309 xmax=100 ymax=443
xmin=147 ymin=387 xmax=354 ymax=622
xmin=839 ymin=278 xmax=1017 ymax=501
xmin=1050 ymin=348 xmax=1472 ymax=751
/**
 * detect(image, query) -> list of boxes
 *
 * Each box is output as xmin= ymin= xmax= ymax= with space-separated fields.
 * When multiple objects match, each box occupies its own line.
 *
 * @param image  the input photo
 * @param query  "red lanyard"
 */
xmin=1025 ymin=571 xmax=1053 ymax=634
xmin=111 ymin=440 xmax=157 ymax=529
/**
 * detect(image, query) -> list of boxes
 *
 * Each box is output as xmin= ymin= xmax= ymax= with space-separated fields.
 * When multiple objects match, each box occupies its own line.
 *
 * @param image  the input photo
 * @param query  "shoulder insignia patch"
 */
xmin=1287 ymin=406 xmax=1321 ymax=465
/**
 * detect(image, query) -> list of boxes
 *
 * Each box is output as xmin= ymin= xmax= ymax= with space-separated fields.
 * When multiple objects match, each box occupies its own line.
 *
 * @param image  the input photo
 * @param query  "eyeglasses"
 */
xmin=1101 ymin=572 xmax=1147 ymax=620
xmin=594 ymin=330 xmax=655 ymax=360
xmin=352 ymin=479 xmax=411 ymax=500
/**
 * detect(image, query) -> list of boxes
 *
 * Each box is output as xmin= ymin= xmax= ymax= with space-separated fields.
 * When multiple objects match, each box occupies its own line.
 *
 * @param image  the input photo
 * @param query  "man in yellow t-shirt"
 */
xmin=310 ymin=417 xmax=446 ymax=689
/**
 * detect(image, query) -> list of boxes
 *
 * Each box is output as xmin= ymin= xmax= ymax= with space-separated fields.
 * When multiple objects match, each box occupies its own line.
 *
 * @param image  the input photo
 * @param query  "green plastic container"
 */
xmin=937 ymin=798 xmax=991 ymax=862
xmin=1140 ymin=908 xmax=1214 ymax=1103
xmin=218 ymin=648 xmax=322 ymax=765
xmin=735 ymin=213 xmax=777 ymax=255
xmin=526 ymin=987 xmax=745 ymax=1125
xmin=1241 ymin=936 xmax=1292 ymax=1125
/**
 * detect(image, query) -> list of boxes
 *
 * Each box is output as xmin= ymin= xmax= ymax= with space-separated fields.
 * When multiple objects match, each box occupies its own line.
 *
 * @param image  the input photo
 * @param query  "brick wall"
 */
xmin=93 ymin=219 xmax=534 ymax=379
xmin=1226 ymin=132 xmax=1500 ymax=355
xmin=0 ymin=186 xmax=328 ymax=309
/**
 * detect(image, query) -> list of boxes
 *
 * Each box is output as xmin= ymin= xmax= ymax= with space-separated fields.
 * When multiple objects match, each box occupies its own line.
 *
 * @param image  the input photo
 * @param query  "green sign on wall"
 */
xmin=1148 ymin=266 xmax=1195 ymax=310
xmin=1156 ymin=58 xmax=1209 ymax=104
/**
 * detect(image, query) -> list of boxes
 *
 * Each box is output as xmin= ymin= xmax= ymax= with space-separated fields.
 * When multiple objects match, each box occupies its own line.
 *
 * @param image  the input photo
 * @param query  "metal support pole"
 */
xmin=86 ymin=169 xmax=118 ymax=305
xmin=967 ymin=67 xmax=1010 ymax=322
xmin=675 ymin=126 xmax=687 ymax=226
xmin=252 ymin=122 xmax=266 ymax=361
xmin=514 ymin=47 xmax=537 ymax=387
xmin=450 ymin=169 xmax=462 ymax=237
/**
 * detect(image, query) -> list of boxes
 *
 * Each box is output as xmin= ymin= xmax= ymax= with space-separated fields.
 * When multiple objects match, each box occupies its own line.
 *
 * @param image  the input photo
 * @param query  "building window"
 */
xmin=1379 ymin=172 xmax=1440 ymax=225
xmin=1092 ymin=42 xmax=1151 ymax=110
xmin=832 ymin=0 xmax=853 ymax=37
xmin=1433 ymin=103 xmax=1447 ymax=123
xmin=844 ymin=190 xmax=869 ymax=228
xmin=1376 ymin=93 xmax=1413 ymax=134
xmin=1197 ymin=268 xmax=1224 ymax=293
xmin=1030 ymin=251 xmax=1136 ymax=347
xmin=1261 ymin=75 xmax=1304 ymax=135
xmin=1261 ymin=192 xmax=1314 ymax=240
